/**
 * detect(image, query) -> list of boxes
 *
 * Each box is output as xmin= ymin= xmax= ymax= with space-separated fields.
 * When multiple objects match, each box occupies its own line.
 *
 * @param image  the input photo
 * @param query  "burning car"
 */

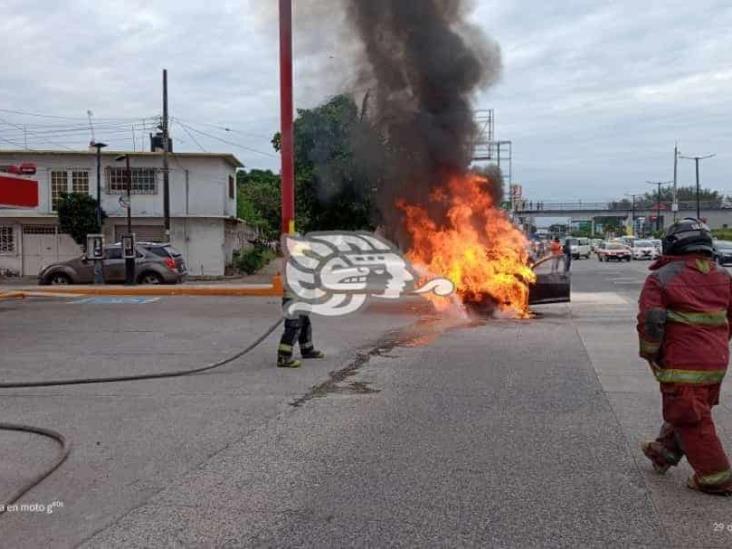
xmin=397 ymin=172 xmax=570 ymax=316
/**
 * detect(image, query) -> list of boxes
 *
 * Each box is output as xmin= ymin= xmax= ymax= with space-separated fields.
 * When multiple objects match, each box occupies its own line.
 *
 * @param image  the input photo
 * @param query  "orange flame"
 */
xmin=400 ymin=172 xmax=536 ymax=318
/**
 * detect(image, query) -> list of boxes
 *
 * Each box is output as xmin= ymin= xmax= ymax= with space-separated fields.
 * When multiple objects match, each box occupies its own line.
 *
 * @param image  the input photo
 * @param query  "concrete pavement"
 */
xmin=1 ymin=258 xmax=732 ymax=547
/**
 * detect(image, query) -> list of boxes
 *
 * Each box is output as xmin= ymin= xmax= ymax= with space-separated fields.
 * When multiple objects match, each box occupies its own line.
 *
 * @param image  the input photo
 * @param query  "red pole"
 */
xmin=279 ymin=0 xmax=295 ymax=235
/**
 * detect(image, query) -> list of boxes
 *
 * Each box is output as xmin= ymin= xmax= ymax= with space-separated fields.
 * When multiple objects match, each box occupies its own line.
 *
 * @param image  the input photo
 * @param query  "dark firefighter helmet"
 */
xmin=662 ymin=218 xmax=714 ymax=256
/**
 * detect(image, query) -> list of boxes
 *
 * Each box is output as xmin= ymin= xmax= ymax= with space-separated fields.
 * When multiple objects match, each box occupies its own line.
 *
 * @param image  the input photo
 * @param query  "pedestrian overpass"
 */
xmin=514 ymin=201 xmax=731 ymax=231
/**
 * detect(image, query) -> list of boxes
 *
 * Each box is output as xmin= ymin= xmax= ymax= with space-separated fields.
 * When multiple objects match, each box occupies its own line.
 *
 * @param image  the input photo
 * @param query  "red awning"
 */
xmin=0 ymin=173 xmax=39 ymax=208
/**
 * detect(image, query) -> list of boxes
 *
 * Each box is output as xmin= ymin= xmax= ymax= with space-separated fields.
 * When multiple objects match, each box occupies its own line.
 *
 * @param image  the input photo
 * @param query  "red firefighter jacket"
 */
xmin=637 ymin=255 xmax=732 ymax=384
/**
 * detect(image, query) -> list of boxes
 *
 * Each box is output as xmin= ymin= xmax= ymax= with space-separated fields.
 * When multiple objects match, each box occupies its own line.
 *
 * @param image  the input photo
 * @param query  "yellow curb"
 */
xmin=0 ymin=291 xmax=25 ymax=300
xmin=2 ymin=275 xmax=285 ymax=299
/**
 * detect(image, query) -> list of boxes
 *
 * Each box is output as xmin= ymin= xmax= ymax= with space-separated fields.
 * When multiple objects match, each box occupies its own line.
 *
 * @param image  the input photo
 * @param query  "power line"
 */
xmin=174 ymin=120 xmax=207 ymax=152
xmin=174 ymin=119 xmax=276 ymax=159
xmin=174 ymin=117 xmax=272 ymax=140
xmin=0 ymin=107 xmax=157 ymax=122
xmin=0 ymin=135 xmax=28 ymax=148
xmin=0 ymin=118 xmax=74 ymax=150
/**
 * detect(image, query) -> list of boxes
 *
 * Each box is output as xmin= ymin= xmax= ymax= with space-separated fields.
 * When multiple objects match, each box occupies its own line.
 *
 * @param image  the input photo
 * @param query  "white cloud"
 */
xmin=0 ymin=0 xmax=730 ymax=198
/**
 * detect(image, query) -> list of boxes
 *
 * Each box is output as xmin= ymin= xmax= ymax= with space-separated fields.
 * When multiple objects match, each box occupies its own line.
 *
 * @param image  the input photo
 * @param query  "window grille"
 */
xmin=50 ymin=171 xmax=67 ymax=211
xmin=0 ymin=226 xmax=14 ymax=253
xmin=72 ymin=171 xmax=89 ymax=193
xmin=22 ymin=225 xmax=57 ymax=235
xmin=107 ymin=167 xmax=157 ymax=194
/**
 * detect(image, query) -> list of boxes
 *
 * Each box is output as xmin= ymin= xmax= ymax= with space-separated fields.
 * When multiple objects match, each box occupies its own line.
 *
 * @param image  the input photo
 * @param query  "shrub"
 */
xmin=712 ymin=229 xmax=732 ymax=241
xmin=233 ymin=245 xmax=277 ymax=275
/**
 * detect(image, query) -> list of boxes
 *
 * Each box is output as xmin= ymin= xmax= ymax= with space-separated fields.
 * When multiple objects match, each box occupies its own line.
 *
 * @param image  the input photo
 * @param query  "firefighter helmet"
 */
xmin=662 ymin=218 xmax=714 ymax=256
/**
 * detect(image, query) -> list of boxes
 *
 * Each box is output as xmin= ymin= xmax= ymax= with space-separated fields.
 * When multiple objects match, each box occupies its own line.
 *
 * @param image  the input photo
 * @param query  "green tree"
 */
xmin=273 ymin=94 xmax=382 ymax=233
xmin=56 ymin=193 xmax=106 ymax=248
xmin=600 ymin=217 xmax=625 ymax=237
xmin=640 ymin=186 xmax=722 ymax=208
xmin=237 ymin=169 xmax=281 ymax=243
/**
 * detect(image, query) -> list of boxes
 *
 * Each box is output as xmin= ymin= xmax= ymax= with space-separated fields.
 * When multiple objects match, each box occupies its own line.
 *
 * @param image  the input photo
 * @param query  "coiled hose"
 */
xmin=0 ymin=317 xmax=283 ymax=513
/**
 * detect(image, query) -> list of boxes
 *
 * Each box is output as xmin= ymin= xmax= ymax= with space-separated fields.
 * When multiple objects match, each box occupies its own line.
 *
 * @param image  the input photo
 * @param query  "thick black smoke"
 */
xmin=344 ymin=0 xmax=502 ymax=236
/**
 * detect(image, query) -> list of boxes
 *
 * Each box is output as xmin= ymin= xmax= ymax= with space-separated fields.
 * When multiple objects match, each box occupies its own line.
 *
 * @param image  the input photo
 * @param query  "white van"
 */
xmin=568 ymin=237 xmax=591 ymax=259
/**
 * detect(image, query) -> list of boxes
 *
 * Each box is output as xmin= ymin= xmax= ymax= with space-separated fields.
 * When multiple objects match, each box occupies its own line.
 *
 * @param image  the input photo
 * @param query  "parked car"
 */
xmin=590 ymin=239 xmax=604 ymax=253
xmin=38 ymin=243 xmax=187 ymax=285
xmin=597 ymin=241 xmax=632 ymax=262
xmin=567 ymin=237 xmax=591 ymax=259
xmin=630 ymin=239 xmax=660 ymax=261
xmin=138 ymin=242 xmax=187 ymax=275
xmin=714 ymin=240 xmax=732 ymax=266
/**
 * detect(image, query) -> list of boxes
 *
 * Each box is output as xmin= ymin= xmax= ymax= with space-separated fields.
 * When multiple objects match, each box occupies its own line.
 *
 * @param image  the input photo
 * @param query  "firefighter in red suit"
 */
xmin=638 ymin=218 xmax=732 ymax=495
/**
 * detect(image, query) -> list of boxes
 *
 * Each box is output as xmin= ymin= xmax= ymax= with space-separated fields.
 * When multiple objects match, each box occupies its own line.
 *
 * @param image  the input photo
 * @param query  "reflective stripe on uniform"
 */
xmin=278 ymin=344 xmax=294 ymax=353
xmin=639 ymin=339 xmax=661 ymax=356
xmin=696 ymin=259 xmax=712 ymax=274
xmin=698 ymin=469 xmax=732 ymax=487
xmin=653 ymin=367 xmax=726 ymax=384
xmin=667 ymin=309 xmax=728 ymax=327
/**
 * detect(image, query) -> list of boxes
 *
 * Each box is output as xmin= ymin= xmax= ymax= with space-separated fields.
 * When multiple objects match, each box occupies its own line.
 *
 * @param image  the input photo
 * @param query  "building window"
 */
xmin=50 ymin=170 xmax=90 ymax=211
xmin=107 ymin=167 xmax=158 ymax=194
xmin=72 ymin=170 xmax=89 ymax=193
xmin=50 ymin=171 xmax=68 ymax=211
xmin=229 ymin=175 xmax=235 ymax=199
xmin=0 ymin=226 xmax=14 ymax=254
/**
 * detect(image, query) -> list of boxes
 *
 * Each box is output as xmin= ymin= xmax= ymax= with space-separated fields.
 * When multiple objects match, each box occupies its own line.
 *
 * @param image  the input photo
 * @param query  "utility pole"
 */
xmin=647 ymin=180 xmax=672 ymax=233
xmin=279 ymin=0 xmax=295 ymax=236
xmin=679 ymin=153 xmax=716 ymax=220
xmin=162 ymin=69 xmax=171 ymax=241
xmin=672 ymin=144 xmax=679 ymax=221
xmin=625 ymin=193 xmax=639 ymax=236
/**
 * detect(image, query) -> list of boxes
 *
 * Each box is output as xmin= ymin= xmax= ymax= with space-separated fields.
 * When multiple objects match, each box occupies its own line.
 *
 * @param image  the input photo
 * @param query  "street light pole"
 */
xmin=679 ymin=153 xmax=716 ymax=220
xmin=92 ymin=142 xmax=107 ymax=228
xmin=115 ymin=155 xmax=135 ymax=285
xmin=125 ymin=156 xmax=132 ymax=237
xmin=162 ymin=69 xmax=171 ymax=240
xmin=92 ymin=142 xmax=107 ymax=285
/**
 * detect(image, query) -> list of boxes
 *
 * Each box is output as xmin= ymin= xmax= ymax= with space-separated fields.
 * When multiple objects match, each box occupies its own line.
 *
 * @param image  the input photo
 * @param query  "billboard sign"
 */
xmin=0 ymin=173 xmax=39 ymax=208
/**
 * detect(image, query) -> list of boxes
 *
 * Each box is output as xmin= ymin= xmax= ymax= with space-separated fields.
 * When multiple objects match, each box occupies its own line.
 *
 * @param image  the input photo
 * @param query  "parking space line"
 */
xmin=71 ymin=297 xmax=161 ymax=305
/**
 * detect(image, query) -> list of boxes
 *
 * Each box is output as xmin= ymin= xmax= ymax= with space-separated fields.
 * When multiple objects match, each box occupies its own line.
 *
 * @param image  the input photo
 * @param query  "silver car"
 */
xmin=38 ymin=243 xmax=187 ymax=285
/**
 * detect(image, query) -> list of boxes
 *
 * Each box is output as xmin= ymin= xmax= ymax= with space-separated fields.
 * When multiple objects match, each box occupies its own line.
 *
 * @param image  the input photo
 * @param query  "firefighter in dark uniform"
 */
xmin=638 ymin=218 xmax=732 ymax=495
xmin=277 ymin=293 xmax=325 ymax=368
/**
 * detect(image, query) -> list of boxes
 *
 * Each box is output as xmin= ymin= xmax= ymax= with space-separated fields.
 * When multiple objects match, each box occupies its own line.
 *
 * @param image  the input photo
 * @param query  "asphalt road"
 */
xmin=1 ymin=258 xmax=731 ymax=547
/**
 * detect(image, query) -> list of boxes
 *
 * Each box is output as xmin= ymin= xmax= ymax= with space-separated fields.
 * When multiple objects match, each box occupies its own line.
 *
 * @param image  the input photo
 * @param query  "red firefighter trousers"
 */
xmin=655 ymin=383 xmax=731 ymax=487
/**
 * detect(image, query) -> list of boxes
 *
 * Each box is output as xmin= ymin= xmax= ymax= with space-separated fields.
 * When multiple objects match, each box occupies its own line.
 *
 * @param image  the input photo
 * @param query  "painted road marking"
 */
xmin=571 ymin=292 xmax=629 ymax=305
xmin=72 ymin=297 xmax=161 ymax=305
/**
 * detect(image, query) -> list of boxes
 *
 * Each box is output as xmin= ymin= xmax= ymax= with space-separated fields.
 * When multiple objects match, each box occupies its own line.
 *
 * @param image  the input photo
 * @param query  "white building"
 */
xmin=0 ymin=149 xmax=254 ymax=277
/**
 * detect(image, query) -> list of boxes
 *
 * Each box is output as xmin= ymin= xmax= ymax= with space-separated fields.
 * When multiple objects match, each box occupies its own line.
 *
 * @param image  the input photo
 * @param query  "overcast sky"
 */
xmin=1 ymin=0 xmax=730 ymax=200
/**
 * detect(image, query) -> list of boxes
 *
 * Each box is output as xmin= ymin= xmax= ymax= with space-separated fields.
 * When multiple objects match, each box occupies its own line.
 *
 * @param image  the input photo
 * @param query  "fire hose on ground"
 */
xmin=0 ymin=317 xmax=284 ymax=515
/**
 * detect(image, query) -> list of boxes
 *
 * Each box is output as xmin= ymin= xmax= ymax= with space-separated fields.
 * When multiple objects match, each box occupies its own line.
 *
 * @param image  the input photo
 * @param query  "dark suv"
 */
xmin=38 ymin=243 xmax=187 ymax=285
